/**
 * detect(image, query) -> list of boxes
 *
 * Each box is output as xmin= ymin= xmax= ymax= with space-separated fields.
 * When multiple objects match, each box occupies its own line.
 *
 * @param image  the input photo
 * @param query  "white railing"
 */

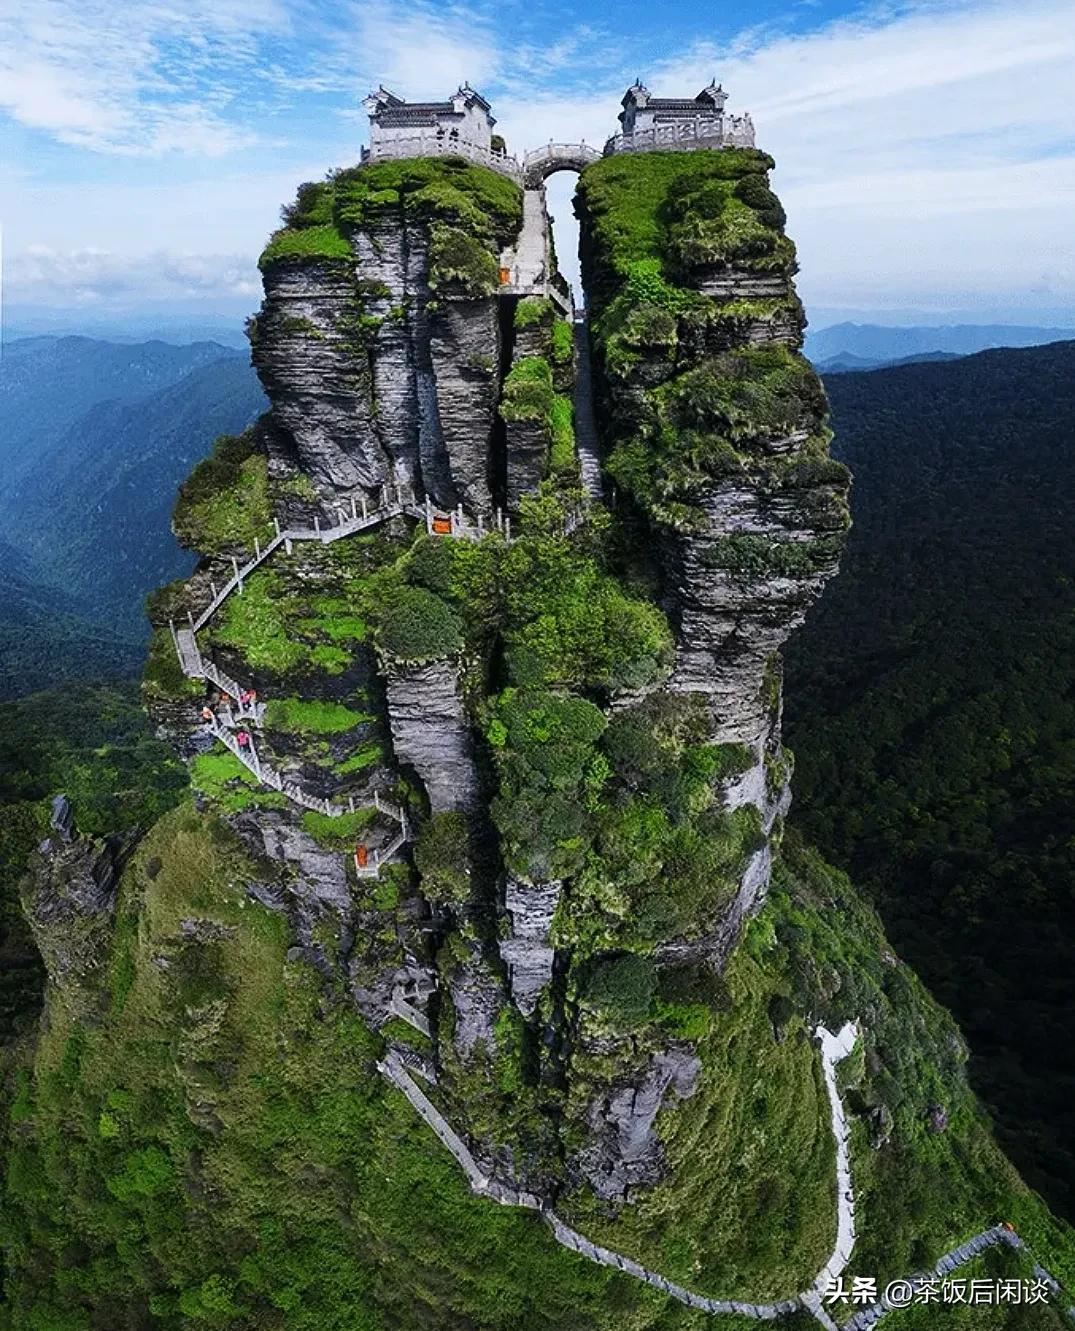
xmin=376 ymin=1025 xmax=868 ymax=1323
xmin=203 ymin=711 xmax=410 ymax=875
xmin=168 ymin=481 xmax=586 ymax=875
xmin=522 ymin=142 xmax=600 ymax=167
xmin=362 ymin=135 xmax=523 ymax=182
xmin=498 ymin=276 xmax=572 ymax=316
xmin=604 ymin=115 xmax=755 ymax=156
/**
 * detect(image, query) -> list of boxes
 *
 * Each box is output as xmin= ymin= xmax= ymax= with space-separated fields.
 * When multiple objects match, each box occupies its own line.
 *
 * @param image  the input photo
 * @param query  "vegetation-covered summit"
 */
xmin=260 ymin=157 xmax=522 ymax=293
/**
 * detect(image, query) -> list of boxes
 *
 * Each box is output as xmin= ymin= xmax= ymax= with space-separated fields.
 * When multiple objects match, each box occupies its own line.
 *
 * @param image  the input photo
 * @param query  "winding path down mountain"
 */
xmin=165 ymin=430 xmax=1071 ymax=1326
xmin=381 ymin=1024 xmax=860 ymax=1325
xmin=379 ymin=1022 xmax=1071 ymax=1327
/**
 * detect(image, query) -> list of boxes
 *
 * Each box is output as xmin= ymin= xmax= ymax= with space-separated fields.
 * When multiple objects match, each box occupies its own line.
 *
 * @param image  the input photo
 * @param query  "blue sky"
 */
xmin=1 ymin=0 xmax=1074 ymax=332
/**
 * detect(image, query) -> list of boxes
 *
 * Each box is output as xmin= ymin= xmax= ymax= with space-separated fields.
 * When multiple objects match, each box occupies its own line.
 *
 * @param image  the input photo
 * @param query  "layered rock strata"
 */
xmin=385 ymin=659 xmax=480 ymax=813
xmin=578 ymin=150 xmax=850 ymax=940
xmin=499 ymin=877 xmax=561 ymax=1016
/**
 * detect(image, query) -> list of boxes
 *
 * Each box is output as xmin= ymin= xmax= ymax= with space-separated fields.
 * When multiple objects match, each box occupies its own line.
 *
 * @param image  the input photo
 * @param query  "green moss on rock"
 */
xmin=373 ymin=584 xmax=464 ymax=664
xmin=173 ymin=430 xmax=274 ymax=555
xmin=259 ymin=222 xmax=353 ymax=268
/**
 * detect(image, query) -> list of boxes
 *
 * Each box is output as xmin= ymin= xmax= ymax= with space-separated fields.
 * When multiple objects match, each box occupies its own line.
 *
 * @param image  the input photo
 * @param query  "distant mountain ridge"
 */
xmin=805 ymin=321 xmax=1075 ymax=364
xmin=0 ymin=335 xmax=244 ymax=488
xmin=0 ymin=335 xmax=265 ymax=667
xmin=0 ymin=538 xmax=142 ymax=698
xmin=2 ymin=355 xmax=266 ymax=633
xmin=816 ymin=349 xmax=965 ymax=374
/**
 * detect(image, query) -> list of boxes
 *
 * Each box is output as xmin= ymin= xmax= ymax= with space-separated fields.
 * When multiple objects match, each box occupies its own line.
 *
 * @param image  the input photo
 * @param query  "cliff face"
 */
xmin=250 ymin=159 xmax=521 ymax=515
xmin=19 ymin=796 xmax=135 ymax=1017
xmin=577 ymin=150 xmax=850 ymax=954
xmin=7 ymin=150 xmax=1073 ymax=1331
xmin=141 ymin=149 xmax=849 ymax=1214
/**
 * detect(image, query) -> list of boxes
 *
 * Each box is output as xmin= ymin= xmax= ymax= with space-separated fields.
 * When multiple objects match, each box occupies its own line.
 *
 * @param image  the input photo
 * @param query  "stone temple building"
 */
xmin=359 ymin=80 xmax=755 ymax=172
xmin=361 ymin=84 xmax=504 ymax=164
xmin=609 ymin=80 xmax=754 ymax=151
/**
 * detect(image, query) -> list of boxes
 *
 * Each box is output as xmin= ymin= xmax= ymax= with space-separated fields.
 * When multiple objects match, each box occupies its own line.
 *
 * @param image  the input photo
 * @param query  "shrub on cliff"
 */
xmin=374 ymin=585 xmax=463 ymax=663
xmin=429 ymin=223 xmax=499 ymax=297
xmin=260 ymin=157 xmax=522 ymax=275
xmin=173 ymin=429 xmax=274 ymax=554
xmin=499 ymin=356 xmax=556 ymax=422
xmin=258 ymin=222 xmax=352 ymax=268
xmin=414 ymin=810 xmax=470 ymax=903
xmin=585 ymin=954 xmax=656 ymax=1028
xmin=514 ymin=296 xmax=554 ymax=329
xmin=333 ymin=157 xmax=521 ymax=245
xmin=734 ymin=173 xmax=787 ymax=231
xmin=487 ymin=688 xmax=607 ymax=880
xmin=501 ymin=496 xmax=672 ymax=692
xmin=577 ymin=148 xmax=776 ymax=277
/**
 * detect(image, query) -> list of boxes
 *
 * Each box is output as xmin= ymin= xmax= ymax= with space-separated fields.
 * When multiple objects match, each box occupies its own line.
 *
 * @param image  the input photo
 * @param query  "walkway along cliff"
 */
xmin=9 ymin=82 xmax=1075 ymax=1331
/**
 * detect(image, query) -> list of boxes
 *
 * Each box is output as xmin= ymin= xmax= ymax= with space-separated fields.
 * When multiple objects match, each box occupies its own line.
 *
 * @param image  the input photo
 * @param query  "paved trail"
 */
xmin=379 ymin=1026 xmax=863 ymax=1324
xmin=379 ymin=1025 xmax=1071 ymax=1326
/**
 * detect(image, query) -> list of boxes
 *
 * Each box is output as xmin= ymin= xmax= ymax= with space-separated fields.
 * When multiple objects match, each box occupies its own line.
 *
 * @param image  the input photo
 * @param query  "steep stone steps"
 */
xmin=572 ymin=317 xmax=604 ymax=500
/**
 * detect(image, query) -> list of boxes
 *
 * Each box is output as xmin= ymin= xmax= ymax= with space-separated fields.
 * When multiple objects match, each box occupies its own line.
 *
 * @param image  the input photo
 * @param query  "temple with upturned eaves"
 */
xmin=607 ymin=79 xmax=755 ymax=153
xmin=360 ymin=83 xmax=516 ymax=170
xmin=359 ymin=81 xmax=755 ymax=175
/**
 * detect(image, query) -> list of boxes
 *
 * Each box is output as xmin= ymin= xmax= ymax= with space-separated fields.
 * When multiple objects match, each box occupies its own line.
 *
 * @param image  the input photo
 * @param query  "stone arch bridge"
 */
xmin=522 ymin=142 xmax=602 ymax=186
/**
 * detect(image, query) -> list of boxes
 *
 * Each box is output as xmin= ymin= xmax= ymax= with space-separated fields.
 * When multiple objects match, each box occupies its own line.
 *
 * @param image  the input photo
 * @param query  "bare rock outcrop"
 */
xmin=499 ymin=876 xmax=561 ymax=1016
xmin=504 ymin=417 xmax=549 ymax=512
xmin=253 ymin=259 xmax=388 ymax=492
xmin=21 ymin=796 xmax=136 ymax=1013
xmin=447 ymin=952 xmax=504 ymax=1060
xmin=572 ymin=1047 xmax=701 ymax=1201
xmin=384 ymin=658 xmax=479 ymax=813
xmin=430 ymin=302 xmax=499 ymax=516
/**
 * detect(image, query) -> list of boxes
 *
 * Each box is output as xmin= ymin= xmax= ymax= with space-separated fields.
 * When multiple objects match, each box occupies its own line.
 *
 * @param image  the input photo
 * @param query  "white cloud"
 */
xmin=5 ymin=245 xmax=261 ymax=306
xmin=2 ymin=0 xmax=1073 ymax=317
xmin=493 ymin=0 xmax=1075 ymax=311
xmin=349 ymin=0 xmax=499 ymax=96
xmin=0 ymin=0 xmax=289 ymax=154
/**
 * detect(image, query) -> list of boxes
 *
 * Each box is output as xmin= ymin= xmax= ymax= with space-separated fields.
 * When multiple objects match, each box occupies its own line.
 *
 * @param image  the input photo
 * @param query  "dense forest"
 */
xmin=786 ymin=340 xmax=1075 ymax=1220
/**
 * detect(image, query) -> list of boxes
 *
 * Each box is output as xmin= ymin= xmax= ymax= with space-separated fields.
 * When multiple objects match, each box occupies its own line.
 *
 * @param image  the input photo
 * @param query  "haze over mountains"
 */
xmin=2 ymin=321 xmax=1070 ymax=692
xmin=0 ymin=336 xmax=265 ymax=688
xmin=804 ymin=321 xmax=1075 ymax=369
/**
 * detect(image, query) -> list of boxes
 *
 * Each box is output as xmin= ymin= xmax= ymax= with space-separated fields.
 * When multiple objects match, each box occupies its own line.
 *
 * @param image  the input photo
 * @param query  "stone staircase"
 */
xmin=376 ymin=1025 xmax=872 ymax=1325
xmin=572 ymin=317 xmax=604 ymax=500
xmin=171 ymin=483 xmax=588 ymax=880
xmin=842 ymin=1225 xmax=1069 ymax=1328
xmin=168 ymin=489 xmax=495 ymax=879
xmin=181 ymin=489 xmax=507 ymax=637
xmin=498 ymin=187 xmax=572 ymax=315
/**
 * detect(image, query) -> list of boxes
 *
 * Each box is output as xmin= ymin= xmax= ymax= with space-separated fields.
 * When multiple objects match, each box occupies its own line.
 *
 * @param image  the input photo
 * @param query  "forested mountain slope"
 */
xmin=0 ymin=337 xmax=238 ymax=487
xmin=0 ymin=348 xmax=265 ymax=636
xmin=0 ymin=539 xmax=143 ymax=698
xmin=786 ymin=340 xmax=1075 ymax=1219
